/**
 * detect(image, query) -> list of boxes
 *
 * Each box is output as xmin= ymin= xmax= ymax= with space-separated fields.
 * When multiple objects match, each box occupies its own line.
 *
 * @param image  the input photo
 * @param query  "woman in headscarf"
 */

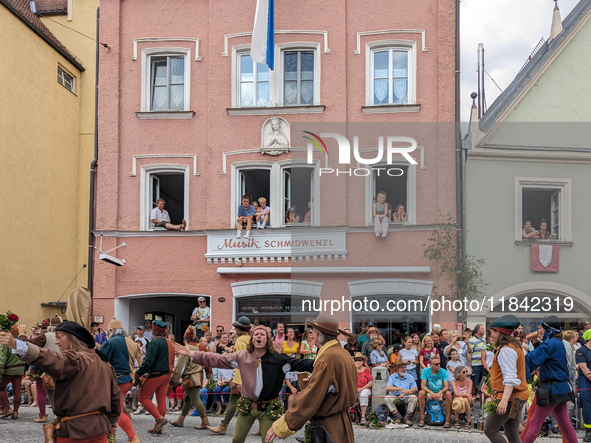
xmin=0 ymin=321 xmax=120 ymax=442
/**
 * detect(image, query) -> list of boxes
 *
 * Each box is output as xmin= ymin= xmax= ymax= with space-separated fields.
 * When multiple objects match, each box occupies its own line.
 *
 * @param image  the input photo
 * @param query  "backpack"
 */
xmin=349 ymin=402 xmax=362 ymax=423
xmin=424 ymin=400 xmax=444 ymax=426
xmin=374 ymin=403 xmax=389 ymax=422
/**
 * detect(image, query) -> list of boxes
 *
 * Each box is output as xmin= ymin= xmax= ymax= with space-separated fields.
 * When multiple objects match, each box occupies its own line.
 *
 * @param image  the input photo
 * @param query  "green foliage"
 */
xmin=367 ymin=412 xmax=385 ymax=428
xmin=423 ymin=214 xmax=488 ymax=301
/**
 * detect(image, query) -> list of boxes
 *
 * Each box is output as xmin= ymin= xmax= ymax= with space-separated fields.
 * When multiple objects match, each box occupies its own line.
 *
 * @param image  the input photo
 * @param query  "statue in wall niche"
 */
xmin=261 ymin=117 xmax=290 ymax=155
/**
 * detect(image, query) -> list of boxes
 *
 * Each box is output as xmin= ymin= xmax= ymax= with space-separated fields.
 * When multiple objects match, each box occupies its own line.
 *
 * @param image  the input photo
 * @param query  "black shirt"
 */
xmin=258 ymin=352 xmax=315 ymax=402
xmin=436 ymin=340 xmax=449 ymax=366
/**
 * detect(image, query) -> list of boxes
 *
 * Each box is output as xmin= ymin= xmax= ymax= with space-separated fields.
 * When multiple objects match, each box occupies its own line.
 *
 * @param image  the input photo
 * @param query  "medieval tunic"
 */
xmin=171 ymin=345 xmax=203 ymax=387
xmin=17 ymin=342 xmax=120 ymax=439
xmin=273 ymin=340 xmax=358 ymax=443
xmin=192 ymin=349 xmax=314 ymax=402
xmin=490 ymin=342 xmax=529 ymax=401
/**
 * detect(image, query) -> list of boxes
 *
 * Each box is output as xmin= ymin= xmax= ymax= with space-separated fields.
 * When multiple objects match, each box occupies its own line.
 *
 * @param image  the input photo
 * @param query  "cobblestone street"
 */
xmin=2 ymin=406 xmax=585 ymax=442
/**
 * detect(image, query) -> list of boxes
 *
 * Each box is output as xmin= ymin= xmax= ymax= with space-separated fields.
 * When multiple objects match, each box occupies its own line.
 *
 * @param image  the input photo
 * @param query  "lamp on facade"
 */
xmin=95 ymin=233 xmax=126 ymax=267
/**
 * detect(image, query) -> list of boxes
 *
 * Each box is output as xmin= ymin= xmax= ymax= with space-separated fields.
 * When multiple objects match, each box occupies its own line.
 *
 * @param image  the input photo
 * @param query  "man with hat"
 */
xmin=134 ymin=325 xmax=149 ymax=355
xmin=174 ymin=321 xmax=314 ymax=442
xmin=360 ymin=326 xmax=380 ymax=361
xmin=100 ymin=319 xmax=142 ymax=443
xmin=267 ymin=313 xmax=357 ymax=443
xmin=519 ymin=316 xmax=578 ymax=443
xmin=385 ymin=358 xmax=418 ymax=425
xmin=191 ymin=297 xmax=210 ymax=338
xmin=135 ymin=319 xmax=175 ymax=435
xmin=0 ymin=321 xmax=121 ymax=441
xmin=208 ymin=316 xmax=253 ymax=435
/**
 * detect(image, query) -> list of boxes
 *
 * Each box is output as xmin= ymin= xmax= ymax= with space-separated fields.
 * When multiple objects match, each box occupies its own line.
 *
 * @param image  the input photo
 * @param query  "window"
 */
xmin=233 ymin=161 xmax=319 ymax=228
xmin=371 ymin=48 xmax=410 ymax=105
xmin=283 ymin=51 xmax=314 ymax=106
xmin=150 ymin=56 xmax=185 ymax=111
xmin=57 ymin=66 xmax=75 ymax=93
xmin=140 ymin=165 xmax=189 ymax=230
xmin=516 ymin=178 xmax=572 ymax=242
xmin=366 ymin=163 xmax=416 ymax=225
xmin=141 ymin=49 xmax=191 ymax=114
xmin=238 ymin=53 xmax=270 ymax=107
xmin=282 ymin=166 xmax=314 ymax=225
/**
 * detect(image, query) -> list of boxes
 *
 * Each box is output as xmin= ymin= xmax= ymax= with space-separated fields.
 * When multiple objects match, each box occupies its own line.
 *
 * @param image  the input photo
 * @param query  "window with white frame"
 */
xmin=141 ymin=165 xmax=189 ymax=230
xmin=367 ymin=163 xmax=416 ymax=225
xmin=518 ymin=181 xmax=571 ymax=241
xmin=238 ymin=52 xmax=270 ymax=107
xmin=282 ymin=166 xmax=314 ymax=225
xmin=234 ymin=162 xmax=319 ymax=228
xmin=57 ymin=66 xmax=75 ymax=93
xmin=141 ymin=49 xmax=190 ymax=112
xmin=283 ymin=50 xmax=315 ymax=106
xmin=365 ymin=41 xmax=416 ymax=107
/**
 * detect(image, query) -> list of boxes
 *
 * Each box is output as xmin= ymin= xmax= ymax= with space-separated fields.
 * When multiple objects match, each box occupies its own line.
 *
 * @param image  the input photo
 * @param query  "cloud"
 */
xmin=460 ymin=0 xmax=579 ymax=121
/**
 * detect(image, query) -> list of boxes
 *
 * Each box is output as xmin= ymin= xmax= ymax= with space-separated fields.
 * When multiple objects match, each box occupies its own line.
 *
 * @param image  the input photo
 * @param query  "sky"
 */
xmin=460 ymin=0 xmax=579 ymax=121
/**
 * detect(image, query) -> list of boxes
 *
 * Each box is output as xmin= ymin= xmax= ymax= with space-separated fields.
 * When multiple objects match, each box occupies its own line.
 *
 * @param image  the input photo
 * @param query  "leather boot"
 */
xmin=127 ymin=434 xmax=140 ymax=443
xmin=207 ymin=422 xmax=228 ymax=435
xmin=170 ymin=415 xmax=185 ymax=427
xmin=151 ymin=416 xmax=168 ymax=434
xmin=42 ymin=423 xmax=55 ymax=443
xmin=194 ymin=415 xmax=210 ymax=430
xmin=584 ymin=429 xmax=591 ymax=442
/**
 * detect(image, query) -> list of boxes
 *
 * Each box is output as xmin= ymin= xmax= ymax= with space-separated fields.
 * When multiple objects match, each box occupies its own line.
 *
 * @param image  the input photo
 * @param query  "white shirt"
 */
xmin=150 ymin=207 xmax=170 ymax=227
xmin=191 ymin=306 xmax=210 ymax=330
xmin=497 ymin=347 xmax=520 ymax=387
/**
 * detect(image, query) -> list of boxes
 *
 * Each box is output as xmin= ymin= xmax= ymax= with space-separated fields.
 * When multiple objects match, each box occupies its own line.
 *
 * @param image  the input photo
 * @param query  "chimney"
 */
xmin=549 ymin=0 xmax=563 ymax=42
xmin=469 ymin=92 xmax=479 ymax=135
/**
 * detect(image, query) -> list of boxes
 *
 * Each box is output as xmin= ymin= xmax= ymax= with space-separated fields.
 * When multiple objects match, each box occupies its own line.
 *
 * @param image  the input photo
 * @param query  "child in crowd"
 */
xmin=419 ymin=335 xmax=439 ymax=370
xmin=446 ymin=349 xmax=462 ymax=394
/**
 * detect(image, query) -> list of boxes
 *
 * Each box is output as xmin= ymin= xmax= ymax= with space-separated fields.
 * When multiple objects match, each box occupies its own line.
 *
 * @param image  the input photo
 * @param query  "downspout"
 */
xmin=455 ymin=0 xmax=465 ymax=327
xmin=88 ymin=6 xmax=99 ymax=293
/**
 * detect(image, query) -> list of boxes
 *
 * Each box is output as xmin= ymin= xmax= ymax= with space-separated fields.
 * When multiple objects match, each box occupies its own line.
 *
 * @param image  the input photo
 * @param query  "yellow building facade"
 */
xmin=0 ymin=0 xmax=96 ymax=327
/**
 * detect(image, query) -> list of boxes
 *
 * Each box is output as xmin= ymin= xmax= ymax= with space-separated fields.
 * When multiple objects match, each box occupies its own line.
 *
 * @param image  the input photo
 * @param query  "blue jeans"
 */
xmin=199 ymin=388 xmax=210 ymax=406
xmin=213 ymin=385 xmax=231 ymax=403
xmin=471 ymin=365 xmax=484 ymax=387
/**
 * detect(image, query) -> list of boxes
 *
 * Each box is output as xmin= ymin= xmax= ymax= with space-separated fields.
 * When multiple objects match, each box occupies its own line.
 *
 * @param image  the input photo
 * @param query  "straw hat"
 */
xmin=353 ymin=352 xmax=367 ymax=363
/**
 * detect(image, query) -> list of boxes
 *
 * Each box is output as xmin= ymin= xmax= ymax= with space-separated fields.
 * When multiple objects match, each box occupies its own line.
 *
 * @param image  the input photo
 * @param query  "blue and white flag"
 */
xmin=251 ymin=0 xmax=274 ymax=70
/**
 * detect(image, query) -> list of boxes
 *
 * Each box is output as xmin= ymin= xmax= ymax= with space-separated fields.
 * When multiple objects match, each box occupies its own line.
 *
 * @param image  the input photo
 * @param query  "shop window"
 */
xmin=368 ymin=164 xmax=414 ymax=224
xmin=282 ymin=166 xmax=314 ymax=225
xmin=517 ymin=179 xmax=571 ymax=242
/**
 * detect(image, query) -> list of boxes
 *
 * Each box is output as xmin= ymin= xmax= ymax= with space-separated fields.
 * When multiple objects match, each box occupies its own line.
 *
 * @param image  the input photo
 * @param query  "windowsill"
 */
xmin=136 ymin=111 xmax=195 ymax=120
xmin=227 ymin=105 xmax=325 ymax=116
xmin=515 ymin=240 xmax=573 ymax=246
xmin=361 ymin=104 xmax=420 ymax=114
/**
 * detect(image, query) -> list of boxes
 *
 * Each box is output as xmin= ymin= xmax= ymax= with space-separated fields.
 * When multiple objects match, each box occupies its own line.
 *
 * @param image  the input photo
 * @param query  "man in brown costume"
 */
xmin=266 ymin=313 xmax=357 ymax=443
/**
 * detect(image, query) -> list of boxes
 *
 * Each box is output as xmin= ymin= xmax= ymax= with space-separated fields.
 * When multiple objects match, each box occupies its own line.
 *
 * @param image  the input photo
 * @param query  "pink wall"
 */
xmin=95 ymin=0 xmax=457 ymax=333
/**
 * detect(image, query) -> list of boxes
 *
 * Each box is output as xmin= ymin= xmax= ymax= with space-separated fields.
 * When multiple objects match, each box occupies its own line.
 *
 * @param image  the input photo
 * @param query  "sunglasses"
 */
xmin=461 ymin=371 xmax=467 ymax=374
xmin=216 ymin=329 xmax=223 ymax=332
xmin=354 ymin=359 xmax=364 ymax=362
xmin=431 ymin=362 xmax=441 ymax=366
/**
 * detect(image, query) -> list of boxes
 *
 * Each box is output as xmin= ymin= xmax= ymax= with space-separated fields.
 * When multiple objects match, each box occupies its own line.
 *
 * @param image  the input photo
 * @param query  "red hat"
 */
xmin=152 ymin=320 xmax=167 ymax=334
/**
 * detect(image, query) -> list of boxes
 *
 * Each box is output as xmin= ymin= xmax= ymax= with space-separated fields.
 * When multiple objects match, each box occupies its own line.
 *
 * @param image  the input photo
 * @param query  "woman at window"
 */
xmin=372 ymin=191 xmax=391 ymax=237
xmin=451 ymin=365 xmax=473 ymax=429
xmin=303 ymin=201 xmax=311 ymax=223
xmin=299 ymin=329 xmax=317 ymax=360
xmin=281 ymin=328 xmax=299 ymax=358
xmin=369 ymin=339 xmax=388 ymax=367
xmin=354 ymin=353 xmax=372 ymax=425
xmin=393 ymin=204 xmax=408 ymax=222
xmin=285 ymin=207 xmax=300 ymax=224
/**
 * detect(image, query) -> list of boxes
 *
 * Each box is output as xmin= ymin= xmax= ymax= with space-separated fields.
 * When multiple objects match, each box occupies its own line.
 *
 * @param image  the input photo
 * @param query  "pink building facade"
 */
xmin=94 ymin=0 xmax=458 ymax=341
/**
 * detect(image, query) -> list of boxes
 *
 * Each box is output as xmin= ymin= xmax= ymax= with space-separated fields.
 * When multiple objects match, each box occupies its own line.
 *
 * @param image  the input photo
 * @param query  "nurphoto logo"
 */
xmin=304 ymin=132 xmax=418 ymax=176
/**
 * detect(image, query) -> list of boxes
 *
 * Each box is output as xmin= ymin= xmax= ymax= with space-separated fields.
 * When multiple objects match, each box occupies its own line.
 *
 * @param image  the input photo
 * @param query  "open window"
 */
xmin=516 ymin=178 xmax=571 ymax=242
xmin=141 ymin=165 xmax=189 ymax=231
xmin=368 ymin=164 xmax=413 ymax=224
xmin=282 ymin=166 xmax=314 ymax=225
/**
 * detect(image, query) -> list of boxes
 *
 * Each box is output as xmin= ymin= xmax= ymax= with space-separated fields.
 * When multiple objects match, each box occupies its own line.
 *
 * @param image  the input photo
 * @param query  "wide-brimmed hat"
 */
xmin=393 ymin=356 xmax=408 ymax=369
xmin=365 ymin=327 xmax=379 ymax=336
xmin=452 ymin=397 xmax=466 ymax=414
xmin=353 ymin=352 xmax=367 ymax=362
xmin=108 ymin=318 xmax=123 ymax=330
xmin=55 ymin=321 xmax=95 ymax=349
xmin=338 ymin=328 xmax=354 ymax=339
xmin=308 ymin=313 xmax=340 ymax=336
xmin=232 ymin=316 xmax=253 ymax=330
